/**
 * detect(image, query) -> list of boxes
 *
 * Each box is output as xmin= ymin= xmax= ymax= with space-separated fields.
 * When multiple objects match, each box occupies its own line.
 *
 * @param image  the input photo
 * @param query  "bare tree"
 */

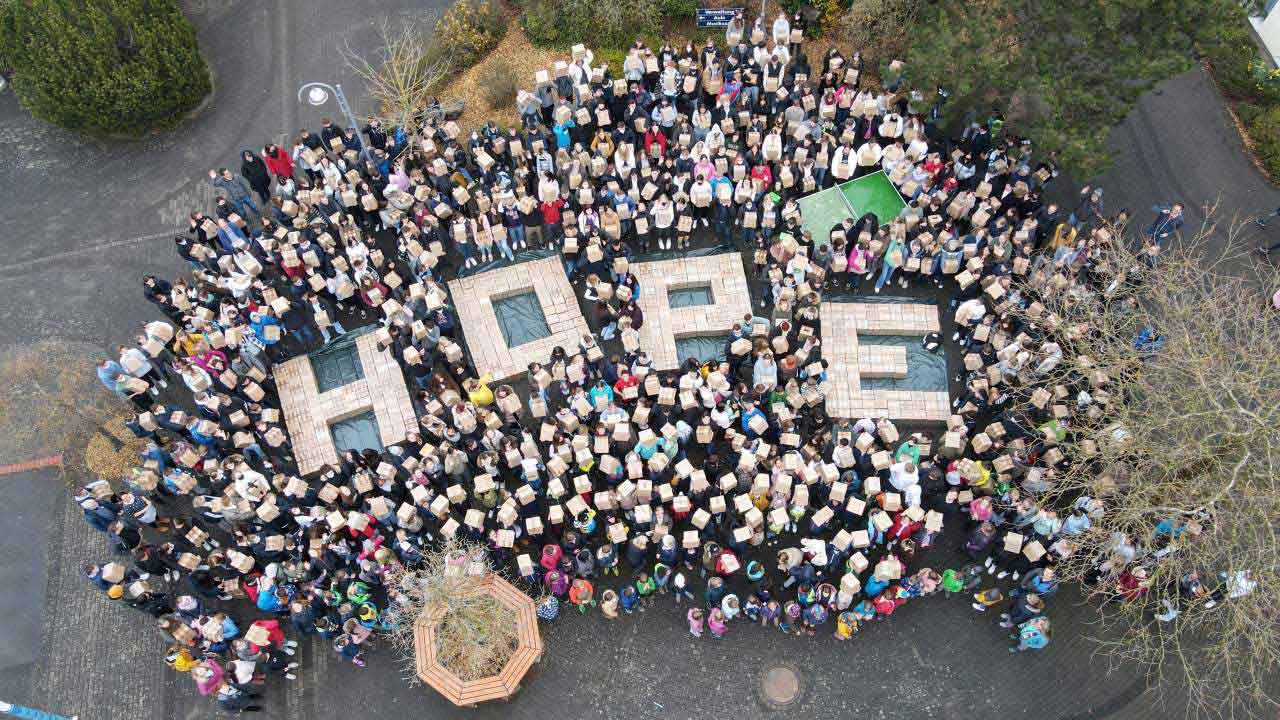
xmin=997 ymin=213 xmax=1279 ymax=719
xmin=342 ymin=14 xmax=454 ymax=133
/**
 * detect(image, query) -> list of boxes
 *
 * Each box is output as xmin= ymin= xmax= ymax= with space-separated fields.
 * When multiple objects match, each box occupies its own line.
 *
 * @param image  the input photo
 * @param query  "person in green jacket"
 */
xmin=635 ymin=571 xmax=657 ymax=598
xmin=941 ymin=568 xmax=965 ymax=597
xmin=894 ymin=438 xmax=921 ymax=465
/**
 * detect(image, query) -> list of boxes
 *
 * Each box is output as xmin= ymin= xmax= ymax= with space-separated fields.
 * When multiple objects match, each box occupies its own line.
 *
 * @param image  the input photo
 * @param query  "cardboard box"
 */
xmin=874 ymin=557 xmax=903 ymax=581
xmin=871 ymin=451 xmax=892 ymax=470
xmin=871 ymin=511 xmax=891 ymax=532
xmin=633 ymin=504 xmax=652 ymax=525
xmin=925 ymin=510 xmax=944 ymax=532
xmin=882 ymin=492 xmax=902 ymax=511
xmin=812 ymin=506 xmax=834 ymax=528
xmin=864 ymin=476 xmax=881 ymax=495
xmin=446 ymin=484 xmax=466 ymax=504
xmin=405 ymin=484 xmax=429 ymax=506
xmin=1022 ymin=540 xmax=1046 ymax=561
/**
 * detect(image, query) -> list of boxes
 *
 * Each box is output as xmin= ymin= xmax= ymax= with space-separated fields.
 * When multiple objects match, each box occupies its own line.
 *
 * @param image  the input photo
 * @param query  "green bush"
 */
xmin=520 ymin=0 xmax=563 ymax=47
xmin=0 ymin=0 xmax=211 ymax=135
xmin=1237 ymin=101 xmax=1261 ymax=124
xmin=659 ymin=0 xmax=699 ymax=20
xmin=521 ymin=0 xmax=659 ymax=51
xmin=593 ymin=47 xmax=629 ymax=73
xmin=1244 ymin=104 xmax=1280 ymax=178
xmin=435 ymin=0 xmax=505 ymax=68
xmin=1201 ymin=17 xmax=1280 ymax=105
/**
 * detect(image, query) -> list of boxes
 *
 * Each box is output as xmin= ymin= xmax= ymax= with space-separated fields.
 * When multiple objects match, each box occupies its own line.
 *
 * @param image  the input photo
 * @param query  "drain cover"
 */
xmin=759 ymin=663 xmax=803 ymax=709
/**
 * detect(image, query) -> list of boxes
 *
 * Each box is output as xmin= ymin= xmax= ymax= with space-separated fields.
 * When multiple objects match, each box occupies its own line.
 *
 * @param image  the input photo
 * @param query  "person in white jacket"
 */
xmin=889 ymin=460 xmax=919 ymax=492
xmin=118 ymin=343 xmax=168 ymax=394
xmin=772 ymin=12 xmax=790 ymax=46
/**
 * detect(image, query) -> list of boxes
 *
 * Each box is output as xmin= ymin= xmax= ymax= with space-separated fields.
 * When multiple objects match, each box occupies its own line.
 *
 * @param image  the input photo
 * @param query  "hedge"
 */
xmin=0 ymin=0 xmax=211 ymax=135
xmin=1203 ymin=18 xmax=1280 ymax=178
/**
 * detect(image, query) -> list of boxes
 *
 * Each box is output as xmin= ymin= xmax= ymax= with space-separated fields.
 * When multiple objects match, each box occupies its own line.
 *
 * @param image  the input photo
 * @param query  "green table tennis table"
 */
xmin=796 ymin=170 xmax=906 ymax=247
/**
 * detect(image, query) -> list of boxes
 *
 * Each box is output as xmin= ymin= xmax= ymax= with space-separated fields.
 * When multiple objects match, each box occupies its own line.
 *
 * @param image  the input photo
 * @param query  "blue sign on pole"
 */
xmin=696 ymin=8 xmax=742 ymax=27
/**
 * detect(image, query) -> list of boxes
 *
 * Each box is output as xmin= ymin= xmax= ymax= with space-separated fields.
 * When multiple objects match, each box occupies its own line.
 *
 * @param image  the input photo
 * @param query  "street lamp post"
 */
xmin=297 ymin=81 xmax=373 ymax=166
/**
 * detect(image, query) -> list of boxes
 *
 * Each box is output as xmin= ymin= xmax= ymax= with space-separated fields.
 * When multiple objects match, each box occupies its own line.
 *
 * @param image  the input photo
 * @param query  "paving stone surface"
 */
xmin=629 ymin=252 xmax=753 ymax=371
xmin=277 ymin=333 xmax=417 ymax=475
xmin=820 ymin=301 xmax=950 ymax=421
xmin=448 ymin=257 xmax=589 ymax=381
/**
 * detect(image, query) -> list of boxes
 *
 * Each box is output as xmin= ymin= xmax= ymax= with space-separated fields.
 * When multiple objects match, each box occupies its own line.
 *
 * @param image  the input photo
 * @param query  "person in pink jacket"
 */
xmin=540 ymin=543 xmax=563 ymax=573
xmin=707 ymin=607 xmax=729 ymax=637
xmin=192 ymin=658 xmax=224 ymax=696
xmin=687 ymin=607 xmax=705 ymax=637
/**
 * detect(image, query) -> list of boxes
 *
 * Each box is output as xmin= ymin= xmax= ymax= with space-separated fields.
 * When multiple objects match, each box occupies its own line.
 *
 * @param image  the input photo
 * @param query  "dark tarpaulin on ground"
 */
xmin=668 ymin=285 xmax=714 ymax=308
xmin=330 ymin=410 xmax=384 ymax=454
xmin=493 ymin=291 xmax=552 ymax=348
xmin=818 ymin=295 xmax=946 ymax=392
xmin=309 ymin=324 xmax=376 ymax=393
xmin=857 ymin=335 xmax=949 ymax=392
xmin=676 ymin=334 xmax=731 ymax=366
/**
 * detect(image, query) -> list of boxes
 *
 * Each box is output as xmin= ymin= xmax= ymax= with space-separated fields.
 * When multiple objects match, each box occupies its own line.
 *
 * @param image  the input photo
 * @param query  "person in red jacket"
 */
xmin=612 ymin=368 xmax=640 ymax=401
xmin=540 ymin=196 xmax=566 ymax=242
xmin=261 ymin=144 xmax=294 ymax=181
xmin=644 ymin=126 xmax=667 ymax=159
xmin=245 ymin=618 xmax=297 ymax=655
xmin=1114 ymin=566 xmax=1150 ymax=603
xmin=886 ymin=511 xmax=922 ymax=546
xmin=750 ymin=162 xmax=773 ymax=189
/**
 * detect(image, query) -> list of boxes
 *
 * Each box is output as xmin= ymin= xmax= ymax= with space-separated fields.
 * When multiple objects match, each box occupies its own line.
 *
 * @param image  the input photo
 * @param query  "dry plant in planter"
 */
xmin=383 ymin=538 xmax=522 ymax=682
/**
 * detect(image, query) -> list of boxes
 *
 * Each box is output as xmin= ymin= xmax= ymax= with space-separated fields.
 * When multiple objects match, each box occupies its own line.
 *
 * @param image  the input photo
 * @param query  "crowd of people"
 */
xmin=74 ymin=13 xmax=1155 ymax=713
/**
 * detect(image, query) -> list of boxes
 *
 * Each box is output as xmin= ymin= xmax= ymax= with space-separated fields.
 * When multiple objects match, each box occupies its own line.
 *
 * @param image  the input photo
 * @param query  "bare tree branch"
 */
xmin=992 ymin=213 xmax=1279 ymax=719
xmin=342 ymin=14 xmax=454 ymax=132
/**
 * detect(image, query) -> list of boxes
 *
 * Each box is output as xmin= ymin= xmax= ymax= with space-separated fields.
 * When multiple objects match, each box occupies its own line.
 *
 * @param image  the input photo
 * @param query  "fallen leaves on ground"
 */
xmin=83 ymin=416 xmax=146 ymax=480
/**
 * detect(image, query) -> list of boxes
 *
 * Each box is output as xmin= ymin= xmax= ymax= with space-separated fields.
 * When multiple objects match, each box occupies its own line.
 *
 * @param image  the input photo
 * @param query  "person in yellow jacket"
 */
xmin=172 ymin=329 xmax=206 ymax=357
xmin=464 ymin=372 xmax=494 ymax=406
xmin=165 ymin=645 xmax=199 ymax=672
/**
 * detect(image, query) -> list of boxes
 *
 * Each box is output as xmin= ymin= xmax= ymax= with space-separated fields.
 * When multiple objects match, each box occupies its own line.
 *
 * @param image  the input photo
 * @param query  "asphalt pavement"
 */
xmin=0 ymin=2 xmax=1273 ymax=715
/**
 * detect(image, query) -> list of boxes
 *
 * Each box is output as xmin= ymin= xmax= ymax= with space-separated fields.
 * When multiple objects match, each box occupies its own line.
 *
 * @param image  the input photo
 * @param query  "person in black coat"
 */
xmin=363 ymin=118 xmax=388 ymax=152
xmin=280 ymin=299 xmax=318 ymax=351
xmin=240 ymin=150 xmax=273 ymax=203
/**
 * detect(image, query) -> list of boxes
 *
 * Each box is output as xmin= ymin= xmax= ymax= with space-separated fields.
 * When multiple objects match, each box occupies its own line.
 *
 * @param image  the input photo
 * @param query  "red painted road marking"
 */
xmin=0 ymin=455 xmax=63 ymax=476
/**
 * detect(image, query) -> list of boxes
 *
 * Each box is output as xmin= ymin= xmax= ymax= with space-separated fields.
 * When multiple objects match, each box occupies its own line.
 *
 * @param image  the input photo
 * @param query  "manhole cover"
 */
xmin=759 ymin=663 xmax=803 ymax=709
